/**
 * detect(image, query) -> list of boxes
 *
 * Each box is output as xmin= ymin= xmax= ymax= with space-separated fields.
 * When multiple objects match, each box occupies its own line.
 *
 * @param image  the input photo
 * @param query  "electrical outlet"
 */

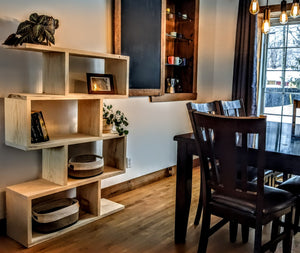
xmin=126 ymin=157 xmax=132 ymax=168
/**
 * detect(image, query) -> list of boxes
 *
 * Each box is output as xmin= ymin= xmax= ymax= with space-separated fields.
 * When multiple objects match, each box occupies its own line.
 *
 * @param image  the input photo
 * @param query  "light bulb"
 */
xmin=262 ymin=20 xmax=271 ymax=34
xmin=249 ymin=0 xmax=260 ymax=15
xmin=291 ymin=0 xmax=300 ymax=18
xmin=280 ymin=12 xmax=288 ymax=24
xmin=280 ymin=0 xmax=288 ymax=24
xmin=262 ymin=8 xmax=271 ymax=34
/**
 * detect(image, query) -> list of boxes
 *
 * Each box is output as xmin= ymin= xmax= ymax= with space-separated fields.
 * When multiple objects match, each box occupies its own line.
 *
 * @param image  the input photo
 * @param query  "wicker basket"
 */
xmin=68 ymin=154 xmax=104 ymax=178
xmin=32 ymin=198 xmax=79 ymax=233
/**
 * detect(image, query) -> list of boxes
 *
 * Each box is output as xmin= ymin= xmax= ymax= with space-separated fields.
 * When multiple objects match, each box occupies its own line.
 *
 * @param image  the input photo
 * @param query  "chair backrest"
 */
xmin=219 ymin=99 xmax=246 ymax=117
xmin=186 ymin=101 xmax=221 ymax=115
xmin=189 ymin=111 xmax=267 ymax=209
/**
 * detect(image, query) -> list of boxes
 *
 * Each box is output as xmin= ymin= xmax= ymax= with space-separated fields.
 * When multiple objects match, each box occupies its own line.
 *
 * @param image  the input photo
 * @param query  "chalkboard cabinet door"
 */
xmin=114 ymin=0 xmax=199 ymax=101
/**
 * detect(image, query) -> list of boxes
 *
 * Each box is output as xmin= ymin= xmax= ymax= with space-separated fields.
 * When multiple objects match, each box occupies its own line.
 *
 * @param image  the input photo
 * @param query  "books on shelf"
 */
xmin=31 ymin=111 xmax=49 ymax=143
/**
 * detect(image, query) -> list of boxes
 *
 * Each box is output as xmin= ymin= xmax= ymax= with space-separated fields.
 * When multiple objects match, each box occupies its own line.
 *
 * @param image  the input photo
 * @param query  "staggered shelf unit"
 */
xmin=3 ymin=44 xmax=129 ymax=247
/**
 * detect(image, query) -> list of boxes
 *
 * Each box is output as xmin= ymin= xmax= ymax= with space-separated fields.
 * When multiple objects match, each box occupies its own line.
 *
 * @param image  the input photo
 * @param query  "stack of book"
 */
xmin=31 ymin=111 xmax=49 ymax=143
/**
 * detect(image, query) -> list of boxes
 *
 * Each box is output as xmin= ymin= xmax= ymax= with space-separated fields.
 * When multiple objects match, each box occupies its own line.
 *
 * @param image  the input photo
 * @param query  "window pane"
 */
xmin=265 ymin=114 xmax=281 ymax=122
xmin=287 ymin=24 xmax=300 ymax=47
xmin=285 ymin=71 xmax=300 ymax=88
xmin=286 ymin=48 xmax=300 ymax=70
xmin=266 ymin=70 xmax=283 ymax=88
xmin=282 ymin=115 xmax=292 ymax=124
xmin=268 ymin=26 xmax=284 ymax=48
xmin=264 ymin=93 xmax=282 ymax=114
xmin=282 ymin=100 xmax=293 ymax=116
xmin=267 ymin=48 xmax=283 ymax=69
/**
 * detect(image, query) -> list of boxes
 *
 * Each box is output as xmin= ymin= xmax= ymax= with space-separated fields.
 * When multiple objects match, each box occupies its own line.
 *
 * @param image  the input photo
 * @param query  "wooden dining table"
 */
xmin=174 ymin=123 xmax=300 ymax=243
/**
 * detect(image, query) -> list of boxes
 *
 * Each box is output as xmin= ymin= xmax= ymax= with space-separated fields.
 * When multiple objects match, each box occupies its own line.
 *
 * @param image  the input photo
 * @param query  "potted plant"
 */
xmin=103 ymin=103 xmax=129 ymax=136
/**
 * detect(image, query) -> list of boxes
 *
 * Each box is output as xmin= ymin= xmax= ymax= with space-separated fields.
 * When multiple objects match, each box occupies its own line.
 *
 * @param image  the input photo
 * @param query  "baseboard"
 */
xmin=102 ymin=167 xmax=173 ymax=198
xmin=102 ymin=158 xmax=200 ymax=199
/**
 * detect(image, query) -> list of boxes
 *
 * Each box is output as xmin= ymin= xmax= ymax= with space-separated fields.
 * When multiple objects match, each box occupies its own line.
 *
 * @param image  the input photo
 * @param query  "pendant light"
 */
xmin=280 ymin=0 xmax=288 ymax=24
xmin=262 ymin=0 xmax=271 ymax=34
xmin=291 ymin=0 xmax=300 ymax=18
xmin=249 ymin=0 xmax=260 ymax=15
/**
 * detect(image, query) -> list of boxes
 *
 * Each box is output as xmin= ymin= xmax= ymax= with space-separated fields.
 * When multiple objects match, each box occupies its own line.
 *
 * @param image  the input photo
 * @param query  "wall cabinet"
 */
xmin=115 ymin=0 xmax=199 ymax=101
xmin=3 ymin=44 xmax=129 ymax=247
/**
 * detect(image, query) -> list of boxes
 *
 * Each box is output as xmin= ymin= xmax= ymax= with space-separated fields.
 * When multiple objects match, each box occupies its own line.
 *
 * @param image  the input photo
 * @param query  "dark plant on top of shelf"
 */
xmin=3 ymin=13 xmax=59 ymax=46
xmin=103 ymin=103 xmax=129 ymax=136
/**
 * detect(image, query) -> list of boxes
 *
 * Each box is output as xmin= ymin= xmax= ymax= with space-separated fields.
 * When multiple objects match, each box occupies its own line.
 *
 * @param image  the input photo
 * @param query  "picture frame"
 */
xmin=86 ymin=73 xmax=115 ymax=94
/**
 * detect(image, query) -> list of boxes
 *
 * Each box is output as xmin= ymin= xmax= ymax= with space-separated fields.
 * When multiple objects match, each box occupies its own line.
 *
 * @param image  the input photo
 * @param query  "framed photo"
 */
xmin=86 ymin=73 xmax=115 ymax=94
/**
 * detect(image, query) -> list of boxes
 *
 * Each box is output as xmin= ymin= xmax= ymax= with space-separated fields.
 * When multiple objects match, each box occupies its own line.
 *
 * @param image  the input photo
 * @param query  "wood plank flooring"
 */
xmin=0 ymin=167 xmax=299 ymax=253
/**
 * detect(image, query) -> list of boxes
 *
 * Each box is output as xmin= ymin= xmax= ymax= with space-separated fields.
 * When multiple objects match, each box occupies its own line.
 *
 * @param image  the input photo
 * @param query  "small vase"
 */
xmin=103 ymin=119 xmax=113 ymax=133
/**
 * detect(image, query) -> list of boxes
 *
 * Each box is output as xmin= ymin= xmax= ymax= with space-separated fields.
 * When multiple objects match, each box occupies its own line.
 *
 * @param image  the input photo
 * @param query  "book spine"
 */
xmin=37 ymin=111 xmax=49 ymax=141
xmin=31 ymin=111 xmax=49 ymax=143
xmin=31 ymin=113 xmax=39 ymax=143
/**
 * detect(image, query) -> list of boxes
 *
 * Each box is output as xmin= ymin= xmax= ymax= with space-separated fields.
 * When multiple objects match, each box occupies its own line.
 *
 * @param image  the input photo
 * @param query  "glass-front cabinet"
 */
xmin=115 ymin=0 xmax=199 ymax=102
xmin=159 ymin=0 xmax=199 ymax=101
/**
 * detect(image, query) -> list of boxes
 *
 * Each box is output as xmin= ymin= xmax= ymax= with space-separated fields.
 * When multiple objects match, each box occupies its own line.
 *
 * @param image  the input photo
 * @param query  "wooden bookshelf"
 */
xmin=3 ymin=44 xmax=129 ymax=247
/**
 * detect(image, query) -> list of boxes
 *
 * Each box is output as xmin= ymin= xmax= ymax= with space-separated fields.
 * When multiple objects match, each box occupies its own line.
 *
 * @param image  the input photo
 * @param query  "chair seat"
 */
xmin=212 ymin=185 xmax=295 ymax=215
xmin=278 ymin=176 xmax=300 ymax=195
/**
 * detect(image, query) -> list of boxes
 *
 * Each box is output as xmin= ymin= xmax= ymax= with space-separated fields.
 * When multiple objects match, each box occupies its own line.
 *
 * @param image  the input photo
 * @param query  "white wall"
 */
xmin=0 ymin=0 xmax=239 ymax=218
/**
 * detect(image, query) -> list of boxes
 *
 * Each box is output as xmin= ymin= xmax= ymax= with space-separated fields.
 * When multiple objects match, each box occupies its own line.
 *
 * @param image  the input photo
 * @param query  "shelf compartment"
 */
xmin=42 ymin=136 xmax=126 ymax=186
xmin=69 ymin=54 xmax=129 ymax=97
xmin=30 ymin=199 xmax=124 ymax=247
xmin=3 ymin=44 xmax=129 ymax=97
xmin=6 ymin=178 xmax=124 ymax=247
xmin=5 ymin=94 xmax=102 ymax=151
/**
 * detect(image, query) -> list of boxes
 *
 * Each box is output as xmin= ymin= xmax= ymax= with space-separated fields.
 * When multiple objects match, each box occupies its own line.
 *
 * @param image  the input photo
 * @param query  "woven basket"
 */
xmin=68 ymin=154 xmax=104 ymax=178
xmin=32 ymin=198 xmax=79 ymax=233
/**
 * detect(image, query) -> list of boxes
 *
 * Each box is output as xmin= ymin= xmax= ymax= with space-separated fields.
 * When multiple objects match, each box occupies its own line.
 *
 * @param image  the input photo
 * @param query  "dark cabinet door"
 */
xmin=121 ymin=0 xmax=162 ymax=96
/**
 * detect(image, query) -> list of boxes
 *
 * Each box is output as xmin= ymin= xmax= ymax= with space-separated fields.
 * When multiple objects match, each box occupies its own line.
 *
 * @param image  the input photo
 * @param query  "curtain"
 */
xmin=232 ymin=0 xmax=258 ymax=116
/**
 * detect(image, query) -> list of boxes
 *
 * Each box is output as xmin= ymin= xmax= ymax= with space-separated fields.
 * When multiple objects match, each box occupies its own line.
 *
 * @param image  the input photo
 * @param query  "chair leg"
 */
xmin=283 ymin=211 xmax=293 ymax=253
xmin=270 ymin=218 xmax=280 ymax=253
xmin=194 ymin=186 xmax=203 ymax=226
xmin=242 ymin=225 xmax=249 ymax=244
xmin=293 ymin=201 xmax=299 ymax=235
xmin=254 ymin=222 xmax=262 ymax=253
xmin=197 ymin=208 xmax=211 ymax=253
xmin=229 ymin=221 xmax=238 ymax=243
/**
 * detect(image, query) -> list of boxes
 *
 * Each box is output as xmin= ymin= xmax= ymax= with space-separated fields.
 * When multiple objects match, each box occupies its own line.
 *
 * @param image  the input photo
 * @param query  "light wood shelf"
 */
xmin=7 ymin=167 xmax=124 ymax=199
xmin=3 ymin=44 xmax=129 ymax=96
xmin=4 ymin=44 xmax=129 ymax=247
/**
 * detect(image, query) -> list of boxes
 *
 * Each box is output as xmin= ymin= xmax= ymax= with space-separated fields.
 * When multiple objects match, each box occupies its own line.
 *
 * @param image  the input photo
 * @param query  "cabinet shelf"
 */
xmin=166 ymin=34 xmax=192 ymax=42
xmin=165 ymin=63 xmax=188 ymax=67
xmin=166 ymin=12 xmax=193 ymax=22
xmin=150 ymin=92 xmax=197 ymax=102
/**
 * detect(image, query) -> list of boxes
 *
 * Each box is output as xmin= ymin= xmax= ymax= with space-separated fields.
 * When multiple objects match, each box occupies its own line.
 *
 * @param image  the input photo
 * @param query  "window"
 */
xmin=259 ymin=18 xmax=300 ymax=143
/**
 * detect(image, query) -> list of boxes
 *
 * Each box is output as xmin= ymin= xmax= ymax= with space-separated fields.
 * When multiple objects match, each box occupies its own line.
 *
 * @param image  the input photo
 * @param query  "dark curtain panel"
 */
xmin=232 ymin=0 xmax=258 ymax=116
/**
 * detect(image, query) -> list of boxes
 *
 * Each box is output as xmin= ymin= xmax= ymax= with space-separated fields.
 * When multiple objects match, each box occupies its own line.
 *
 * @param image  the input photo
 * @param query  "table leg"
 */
xmin=174 ymin=141 xmax=193 ymax=243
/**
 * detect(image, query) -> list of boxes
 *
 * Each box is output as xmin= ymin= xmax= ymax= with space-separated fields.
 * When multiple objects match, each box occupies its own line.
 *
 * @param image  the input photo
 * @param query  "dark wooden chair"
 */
xmin=218 ymin=98 xmax=246 ymax=117
xmin=189 ymin=111 xmax=295 ymax=253
xmin=219 ymin=99 xmax=277 ymax=187
xmin=186 ymin=101 xmax=220 ymax=115
xmin=186 ymin=101 xmax=220 ymax=227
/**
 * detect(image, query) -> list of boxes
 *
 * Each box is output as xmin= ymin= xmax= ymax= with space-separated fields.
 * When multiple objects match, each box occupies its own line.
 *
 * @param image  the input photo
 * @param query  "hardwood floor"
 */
xmin=0 ymin=167 xmax=299 ymax=253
